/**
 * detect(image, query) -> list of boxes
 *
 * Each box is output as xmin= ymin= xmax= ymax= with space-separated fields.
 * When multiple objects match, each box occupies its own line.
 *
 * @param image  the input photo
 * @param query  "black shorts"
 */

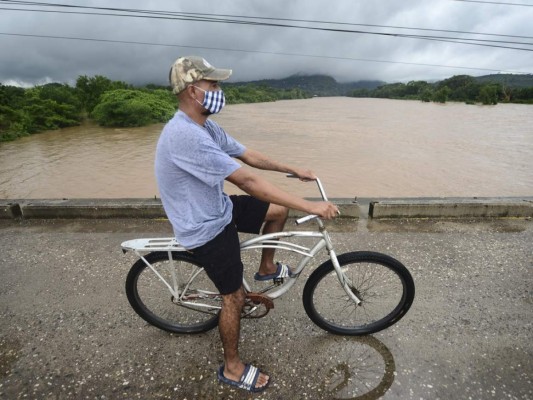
xmin=230 ymin=195 xmax=269 ymax=234
xmin=191 ymin=196 xmax=269 ymax=295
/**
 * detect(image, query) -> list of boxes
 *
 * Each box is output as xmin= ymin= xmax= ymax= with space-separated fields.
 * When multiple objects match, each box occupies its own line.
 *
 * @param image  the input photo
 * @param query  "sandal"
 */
xmin=217 ymin=364 xmax=270 ymax=393
xmin=254 ymin=262 xmax=293 ymax=281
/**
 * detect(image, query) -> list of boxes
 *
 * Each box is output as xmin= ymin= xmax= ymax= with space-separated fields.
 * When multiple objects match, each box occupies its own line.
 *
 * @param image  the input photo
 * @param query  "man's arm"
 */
xmin=237 ymin=148 xmax=315 ymax=181
xmin=226 ymin=167 xmax=339 ymax=219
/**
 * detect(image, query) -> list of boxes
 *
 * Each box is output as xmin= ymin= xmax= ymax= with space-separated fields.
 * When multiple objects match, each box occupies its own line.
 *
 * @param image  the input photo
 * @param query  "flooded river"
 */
xmin=0 ymin=97 xmax=531 ymax=199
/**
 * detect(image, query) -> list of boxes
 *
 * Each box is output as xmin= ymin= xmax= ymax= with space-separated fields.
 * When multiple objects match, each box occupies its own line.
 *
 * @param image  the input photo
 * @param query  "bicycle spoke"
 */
xmin=303 ymin=252 xmax=414 ymax=335
xmin=126 ymin=252 xmax=220 ymax=333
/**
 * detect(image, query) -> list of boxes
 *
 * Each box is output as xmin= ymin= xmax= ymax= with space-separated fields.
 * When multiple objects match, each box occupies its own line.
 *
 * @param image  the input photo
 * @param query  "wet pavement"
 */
xmin=0 ymin=217 xmax=531 ymax=399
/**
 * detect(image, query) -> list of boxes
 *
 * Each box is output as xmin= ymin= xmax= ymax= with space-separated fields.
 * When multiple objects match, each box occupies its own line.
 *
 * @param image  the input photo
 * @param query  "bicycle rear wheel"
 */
xmin=303 ymin=251 xmax=415 ymax=335
xmin=125 ymin=251 xmax=220 ymax=334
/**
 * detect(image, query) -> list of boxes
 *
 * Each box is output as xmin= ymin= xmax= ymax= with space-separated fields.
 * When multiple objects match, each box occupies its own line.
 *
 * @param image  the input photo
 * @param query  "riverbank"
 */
xmin=2 ymin=197 xmax=532 ymax=220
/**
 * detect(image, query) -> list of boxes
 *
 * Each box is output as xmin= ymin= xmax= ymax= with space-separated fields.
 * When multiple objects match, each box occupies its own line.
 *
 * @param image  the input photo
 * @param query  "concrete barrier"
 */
xmin=289 ymin=198 xmax=360 ymax=219
xmin=1 ymin=198 xmax=532 ymax=220
xmin=11 ymin=199 xmax=166 ymax=219
xmin=0 ymin=201 xmax=22 ymax=219
xmin=369 ymin=198 xmax=533 ymax=219
xmin=0 ymin=198 xmax=360 ymax=220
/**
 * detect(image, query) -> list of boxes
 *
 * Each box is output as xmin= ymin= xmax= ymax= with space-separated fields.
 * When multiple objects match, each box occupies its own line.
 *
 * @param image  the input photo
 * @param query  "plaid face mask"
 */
xmin=194 ymin=86 xmax=226 ymax=114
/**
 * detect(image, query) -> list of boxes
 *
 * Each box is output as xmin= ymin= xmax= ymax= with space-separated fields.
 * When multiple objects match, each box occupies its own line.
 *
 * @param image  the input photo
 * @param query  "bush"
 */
xmin=478 ymin=85 xmax=499 ymax=105
xmin=432 ymin=86 xmax=451 ymax=103
xmin=0 ymin=105 xmax=30 ymax=141
xmin=0 ymin=83 xmax=82 ymax=141
xmin=24 ymin=86 xmax=82 ymax=131
xmin=75 ymin=75 xmax=131 ymax=114
xmin=91 ymin=89 xmax=176 ymax=127
xmin=224 ymin=84 xmax=311 ymax=104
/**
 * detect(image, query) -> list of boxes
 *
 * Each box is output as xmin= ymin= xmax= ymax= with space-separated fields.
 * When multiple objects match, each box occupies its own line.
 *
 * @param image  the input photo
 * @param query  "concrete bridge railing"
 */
xmin=2 ymin=198 xmax=532 ymax=220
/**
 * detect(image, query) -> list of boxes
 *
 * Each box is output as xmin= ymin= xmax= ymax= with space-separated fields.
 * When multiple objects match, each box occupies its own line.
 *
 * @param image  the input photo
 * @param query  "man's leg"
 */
xmin=257 ymin=204 xmax=289 ymax=276
xmin=219 ymin=286 xmax=269 ymax=388
xmin=194 ymin=222 xmax=269 ymax=390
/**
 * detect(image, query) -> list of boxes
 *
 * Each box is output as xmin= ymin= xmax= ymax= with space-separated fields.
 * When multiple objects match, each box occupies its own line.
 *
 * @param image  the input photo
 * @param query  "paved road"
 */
xmin=0 ymin=217 xmax=531 ymax=399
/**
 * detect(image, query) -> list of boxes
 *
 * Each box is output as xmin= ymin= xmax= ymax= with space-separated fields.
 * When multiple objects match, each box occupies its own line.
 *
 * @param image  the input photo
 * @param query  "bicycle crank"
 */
xmin=242 ymin=292 xmax=274 ymax=318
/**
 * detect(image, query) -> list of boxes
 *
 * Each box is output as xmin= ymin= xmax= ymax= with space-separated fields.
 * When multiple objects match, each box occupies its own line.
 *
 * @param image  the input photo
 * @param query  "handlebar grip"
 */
xmin=295 ymin=214 xmax=319 ymax=225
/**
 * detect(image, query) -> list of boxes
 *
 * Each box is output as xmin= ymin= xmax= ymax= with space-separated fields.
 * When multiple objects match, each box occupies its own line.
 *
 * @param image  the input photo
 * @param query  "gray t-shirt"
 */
xmin=155 ymin=110 xmax=245 ymax=248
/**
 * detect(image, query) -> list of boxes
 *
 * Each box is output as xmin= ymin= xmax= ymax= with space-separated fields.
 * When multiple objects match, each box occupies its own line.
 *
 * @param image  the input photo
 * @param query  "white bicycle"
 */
xmin=121 ymin=178 xmax=415 ymax=336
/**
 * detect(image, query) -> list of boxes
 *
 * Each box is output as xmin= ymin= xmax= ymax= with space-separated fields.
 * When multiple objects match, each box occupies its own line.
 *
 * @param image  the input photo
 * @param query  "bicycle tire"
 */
xmin=125 ymin=251 xmax=220 ymax=334
xmin=302 ymin=251 xmax=415 ymax=336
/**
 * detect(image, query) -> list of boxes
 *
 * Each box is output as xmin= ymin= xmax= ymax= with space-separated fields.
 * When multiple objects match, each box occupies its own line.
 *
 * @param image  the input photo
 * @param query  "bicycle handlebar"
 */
xmin=286 ymin=174 xmax=328 ymax=201
xmin=295 ymin=214 xmax=319 ymax=225
xmin=286 ymin=175 xmax=337 ymax=225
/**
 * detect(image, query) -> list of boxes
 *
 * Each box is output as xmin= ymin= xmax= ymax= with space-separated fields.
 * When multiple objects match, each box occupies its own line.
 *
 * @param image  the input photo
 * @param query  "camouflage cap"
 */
xmin=169 ymin=56 xmax=232 ymax=94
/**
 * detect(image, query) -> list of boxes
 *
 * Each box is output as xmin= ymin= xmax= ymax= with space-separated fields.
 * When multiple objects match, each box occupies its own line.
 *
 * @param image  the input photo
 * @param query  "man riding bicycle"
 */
xmin=155 ymin=56 xmax=338 ymax=393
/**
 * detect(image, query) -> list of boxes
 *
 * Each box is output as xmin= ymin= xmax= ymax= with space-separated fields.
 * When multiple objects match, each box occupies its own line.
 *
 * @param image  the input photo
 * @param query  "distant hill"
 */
xmin=228 ymin=73 xmax=533 ymax=97
xmin=229 ymin=74 xmax=385 ymax=96
xmin=473 ymin=74 xmax=533 ymax=88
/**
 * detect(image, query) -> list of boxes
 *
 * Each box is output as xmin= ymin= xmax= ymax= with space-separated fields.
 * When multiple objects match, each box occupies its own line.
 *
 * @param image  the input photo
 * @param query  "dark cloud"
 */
xmin=0 ymin=0 xmax=531 ymax=87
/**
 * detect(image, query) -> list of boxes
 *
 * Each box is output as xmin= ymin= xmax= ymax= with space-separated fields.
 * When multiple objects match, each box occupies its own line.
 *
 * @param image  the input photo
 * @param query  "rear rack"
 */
xmin=121 ymin=238 xmax=186 ymax=253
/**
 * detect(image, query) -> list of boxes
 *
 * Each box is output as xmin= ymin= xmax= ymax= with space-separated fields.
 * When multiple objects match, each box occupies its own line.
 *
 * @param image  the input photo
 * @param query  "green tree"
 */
xmin=432 ymin=86 xmax=451 ymax=103
xmin=144 ymin=88 xmax=177 ymax=104
xmin=23 ymin=87 xmax=81 ymax=132
xmin=75 ymin=75 xmax=131 ymax=113
xmin=277 ymin=87 xmax=308 ymax=100
xmin=0 ymin=105 xmax=30 ymax=141
xmin=437 ymin=75 xmax=480 ymax=102
xmin=39 ymin=83 xmax=81 ymax=109
xmin=0 ymin=84 xmax=29 ymax=141
xmin=510 ymin=87 xmax=533 ymax=104
xmin=405 ymin=81 xmax=432 ymax=99
xmin=478 ymin=85 xmax=499 ymax=105
xmin=0 ymin=84 xmax=26 ymax=107
xmin=373 ymin=83 xmax=408 ymax=99
xmin=420 ymin=88 xmax=433 ymax=102
xmin=349 ymin=88 xmax=371 ymax=98
xmin=91 ymin=89 xmax=176 ymax=127
xmin=1 ymin=83 xmax=82 ymax=141
xmin=224 ymin=83 xmax=310 ymax=103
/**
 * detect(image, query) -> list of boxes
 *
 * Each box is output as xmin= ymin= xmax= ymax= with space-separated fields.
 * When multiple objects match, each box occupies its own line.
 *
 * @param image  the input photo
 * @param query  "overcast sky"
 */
xmin=0 ymin=0 xmax=532 ymax=87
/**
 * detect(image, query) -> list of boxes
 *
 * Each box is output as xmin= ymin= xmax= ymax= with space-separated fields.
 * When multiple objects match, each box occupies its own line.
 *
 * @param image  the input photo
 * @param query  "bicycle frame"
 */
xmin=121 ymin=178 xmax=362 ymax=310
xmin=239 ymin=229 xmax=361 ymax=306
xmin=122 ymin=229 xmax=361 ymax=310
xmin=240 ymin=230 xmax=326 ymax=298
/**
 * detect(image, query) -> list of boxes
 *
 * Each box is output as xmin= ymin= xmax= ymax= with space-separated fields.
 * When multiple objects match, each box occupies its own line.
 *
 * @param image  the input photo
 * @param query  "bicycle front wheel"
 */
xmin=303 ymin=251 xmax=415 ymax=336
xmin=125 ymin=251 xmax=220 ymax=334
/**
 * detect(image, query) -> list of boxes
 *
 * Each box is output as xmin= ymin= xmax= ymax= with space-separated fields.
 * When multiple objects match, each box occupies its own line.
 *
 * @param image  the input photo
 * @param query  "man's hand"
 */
xmin=309 ymin=201 xmax=339 ymax=220
xmin=238 ymin=149 xmax=317 ymax=182
xmin=227 ymin=168 xmax=339 ymax=220
xmin=291 ymin=168 xmax=317 ymax=182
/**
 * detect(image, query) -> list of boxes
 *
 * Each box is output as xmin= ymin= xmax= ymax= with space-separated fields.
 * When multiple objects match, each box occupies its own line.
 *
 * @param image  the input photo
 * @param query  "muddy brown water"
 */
xmin=1 ymin=97 xmax=531 ymax=199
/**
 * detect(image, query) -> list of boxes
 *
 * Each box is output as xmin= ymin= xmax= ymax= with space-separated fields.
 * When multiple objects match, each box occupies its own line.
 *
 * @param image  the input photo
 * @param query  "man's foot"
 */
xmin=254 ymin=262 xmax=293 ymax=281
xmin=217 ymin=364 xmax=270 ymax=393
